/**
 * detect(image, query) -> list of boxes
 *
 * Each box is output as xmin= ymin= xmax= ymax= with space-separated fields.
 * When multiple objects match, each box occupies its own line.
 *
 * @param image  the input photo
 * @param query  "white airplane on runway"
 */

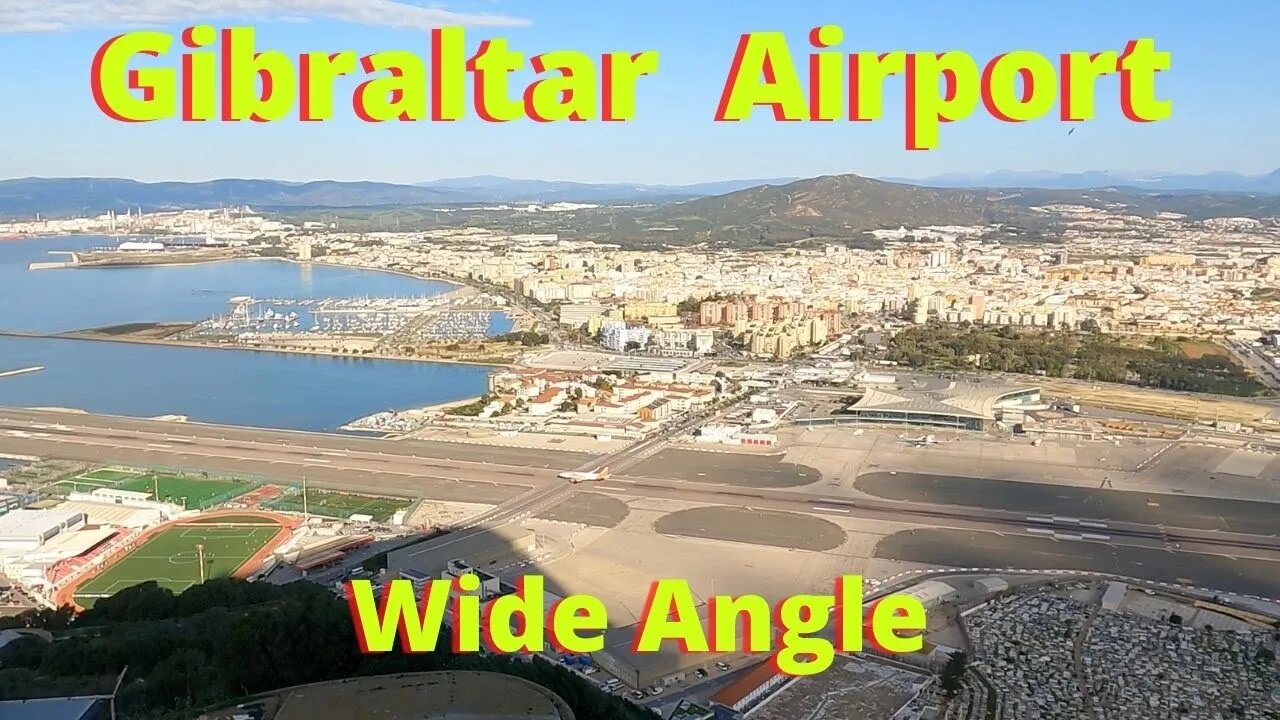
xmin=903 ymin=434 xmax=938 ymax=447
xmin=559 ymin=466 xmax=610 ymax=484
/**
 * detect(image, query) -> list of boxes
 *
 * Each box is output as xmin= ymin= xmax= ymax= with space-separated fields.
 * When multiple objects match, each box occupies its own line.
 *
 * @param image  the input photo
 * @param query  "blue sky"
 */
xmin=2 ymin=0 xmax=1276 ymax=184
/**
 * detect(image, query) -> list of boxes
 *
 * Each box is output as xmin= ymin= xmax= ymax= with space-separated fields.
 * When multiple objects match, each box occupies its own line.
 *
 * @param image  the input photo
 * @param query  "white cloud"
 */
xmin=0 ymin=0 xmax=532 ymax=33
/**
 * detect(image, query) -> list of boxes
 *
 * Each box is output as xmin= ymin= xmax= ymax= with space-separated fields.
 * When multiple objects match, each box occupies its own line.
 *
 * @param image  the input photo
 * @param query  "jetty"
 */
xmin=0 ymin=366 xmax=43 ymax=378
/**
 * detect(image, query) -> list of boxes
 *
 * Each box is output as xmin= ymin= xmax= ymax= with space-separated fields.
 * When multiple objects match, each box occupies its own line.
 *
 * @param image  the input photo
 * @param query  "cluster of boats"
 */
xmin=416 ymin=311 xmax=496 ymax=341
xmin=185 ymin=296 xmax=505 ymax=341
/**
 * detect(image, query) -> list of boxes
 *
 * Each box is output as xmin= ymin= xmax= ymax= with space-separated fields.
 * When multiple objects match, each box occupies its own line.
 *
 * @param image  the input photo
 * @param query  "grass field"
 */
xmin=74 ymin=518 xmax=281 ymax=607
xmin=1177 ymin=340 xmax=1228 ymax=360
xmin=1039 ymin=377 xmax=1273 ymax=426
xmin=265 ymin=489 xmax=411 ymax=521
xmin=52 ymin=467 xmax=253 ymax=509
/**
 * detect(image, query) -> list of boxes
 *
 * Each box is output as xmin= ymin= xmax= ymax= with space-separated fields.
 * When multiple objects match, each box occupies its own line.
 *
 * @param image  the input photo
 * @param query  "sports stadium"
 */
xmin=0 ymin=464 xmax=414 ymax=610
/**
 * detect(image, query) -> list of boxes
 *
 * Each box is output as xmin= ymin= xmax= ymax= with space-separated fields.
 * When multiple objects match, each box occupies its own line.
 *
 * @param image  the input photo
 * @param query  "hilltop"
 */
xmin=555 ymin=174 xmax=1035 ymax=247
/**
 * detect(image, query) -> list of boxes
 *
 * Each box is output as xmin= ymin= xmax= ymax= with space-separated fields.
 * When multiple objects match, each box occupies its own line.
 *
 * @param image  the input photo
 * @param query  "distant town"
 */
xmin=1 ymin=198 xmax=1279 ymax=720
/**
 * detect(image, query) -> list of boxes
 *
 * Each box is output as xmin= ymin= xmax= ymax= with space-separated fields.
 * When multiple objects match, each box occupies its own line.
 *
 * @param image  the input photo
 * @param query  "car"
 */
xmin=694 ymin=668 xmax=708 ymax=678
xmin=715 ymin=662 xmax=731 ymax=671
xmin=582 ymin=666 xmax=598 ymax=675
xmin=647 ymin=686 xmax=664 ymax=696
xmin=630 ymin=691 xmax=646 ymax=699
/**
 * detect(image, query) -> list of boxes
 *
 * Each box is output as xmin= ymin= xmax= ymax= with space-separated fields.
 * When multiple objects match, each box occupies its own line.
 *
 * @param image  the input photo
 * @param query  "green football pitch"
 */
xmin=54 ymin=467 xmax=253 ymax=509
xmin=74 ymin=520 xmax=281 ymax=607
xmin=265 ymin=489 xmax=411 ymax=521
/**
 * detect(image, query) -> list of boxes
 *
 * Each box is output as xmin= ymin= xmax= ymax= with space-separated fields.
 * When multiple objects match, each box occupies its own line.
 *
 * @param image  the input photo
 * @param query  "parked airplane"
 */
xmin=903 ymin=434 xmax=939 ymax=446
xmin=560 ymin=466 xmax=611 ymax=483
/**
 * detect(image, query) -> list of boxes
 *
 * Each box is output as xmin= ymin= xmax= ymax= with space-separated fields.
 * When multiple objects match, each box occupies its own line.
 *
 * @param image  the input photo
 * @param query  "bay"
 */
xmin=0 ymin=235 xmax=456 ymax=333
xmin=0 ymin=335 xmax=490 ymax=431
xmin=0 ymin=236 xmax=496 ymax=430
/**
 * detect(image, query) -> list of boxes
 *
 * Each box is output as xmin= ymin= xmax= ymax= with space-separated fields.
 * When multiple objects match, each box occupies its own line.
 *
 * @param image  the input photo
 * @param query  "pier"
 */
xmin=0 ymin=366 xmax=43 ymax=378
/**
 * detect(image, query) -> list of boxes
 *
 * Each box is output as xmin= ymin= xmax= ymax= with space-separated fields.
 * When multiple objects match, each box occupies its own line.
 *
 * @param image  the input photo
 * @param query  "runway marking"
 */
xmin=813 ymin=506 xmax=849 ymax=513
xmin=147 ymin=443 xmax=173 ymax=449
xmin=322 ymin=450 xmax=347 ymax=457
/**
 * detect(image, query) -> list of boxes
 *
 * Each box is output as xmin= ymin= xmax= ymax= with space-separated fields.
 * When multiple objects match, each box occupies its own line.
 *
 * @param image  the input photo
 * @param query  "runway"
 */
xmin=877 ymin=528 xmax=1280 ymax=599
xmin=3 ymin=405 xmax=1279 ymax=562
xmin=857 ymin=471 xmax=1280 ymax=536
xmin=0 ymin=407 xmax=576 ymax=501
xmin=607 ymin=475 xmax=1280 ymax=558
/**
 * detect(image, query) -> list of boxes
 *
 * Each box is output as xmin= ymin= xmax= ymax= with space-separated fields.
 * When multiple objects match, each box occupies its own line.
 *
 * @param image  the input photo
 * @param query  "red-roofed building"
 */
xmin=708 ymin=660 xmax=788 ymax=715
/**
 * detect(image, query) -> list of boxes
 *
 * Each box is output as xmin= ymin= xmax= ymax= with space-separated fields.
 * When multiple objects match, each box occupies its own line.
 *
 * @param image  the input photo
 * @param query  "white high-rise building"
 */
xmin=600 ymin=321 xmax=651 ymax=351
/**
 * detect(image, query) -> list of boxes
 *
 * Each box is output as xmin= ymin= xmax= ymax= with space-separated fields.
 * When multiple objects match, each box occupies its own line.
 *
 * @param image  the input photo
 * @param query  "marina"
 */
xmin=0 ymin=235 xmax=509 ymax=430
xmin=183 ymin=291 xmax=514 ymax=340
xmin=0 ymin=235 xmax=458 ymax=334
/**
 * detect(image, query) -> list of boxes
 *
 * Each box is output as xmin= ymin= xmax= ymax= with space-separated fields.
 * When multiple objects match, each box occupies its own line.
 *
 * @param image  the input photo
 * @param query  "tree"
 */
xmin=0 ymin=579 xmax=657 ymax=720
xmin=940 ymin=651 xmax=967 ymax=698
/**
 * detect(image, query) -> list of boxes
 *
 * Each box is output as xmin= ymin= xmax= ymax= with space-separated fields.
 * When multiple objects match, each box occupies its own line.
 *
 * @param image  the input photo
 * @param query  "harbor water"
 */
xmin=0 ymin=335 xmax=492 ymax=431
xmin=0 ymin=235 xmax=457 ymax=333
xmin=0 ymin=236 xmax=497 ymax=430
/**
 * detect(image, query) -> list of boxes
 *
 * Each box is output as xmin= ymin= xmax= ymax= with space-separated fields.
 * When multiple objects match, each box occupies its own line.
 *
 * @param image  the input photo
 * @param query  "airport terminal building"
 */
xmin=833 ymin=382 xmax=1042 ymax=431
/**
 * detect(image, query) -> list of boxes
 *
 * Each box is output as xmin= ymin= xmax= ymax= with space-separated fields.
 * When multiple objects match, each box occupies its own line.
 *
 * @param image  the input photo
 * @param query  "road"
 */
xmin=1225 ymin=340 xmax=1280 ymax=391
xmin=2 ymin=406 xmax=1279 ymax=561
xmin=451 ymin=392 xmax=752 ymax=535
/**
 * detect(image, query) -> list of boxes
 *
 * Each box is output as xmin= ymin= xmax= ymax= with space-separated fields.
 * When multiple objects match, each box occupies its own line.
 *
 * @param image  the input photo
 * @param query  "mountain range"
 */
xmin=413 ymin=175 xmax=801 ymax=202
xmin=4 ymin=174 xmax=1280 ymax=250
xmin=507 ymin=174 xmax=1280 ymax=248
xmin=891 ymin=170 xmax=1280 ymax=194
xmin=0 ymin=176 xmax=799 ymax=217
xmin=3 ymin=171 xmax=1279 ymax=219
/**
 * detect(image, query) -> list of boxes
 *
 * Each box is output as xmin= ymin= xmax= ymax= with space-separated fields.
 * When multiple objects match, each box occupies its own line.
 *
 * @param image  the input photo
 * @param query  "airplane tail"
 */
xmin=599 ymin=466 xmax=610 ymax=477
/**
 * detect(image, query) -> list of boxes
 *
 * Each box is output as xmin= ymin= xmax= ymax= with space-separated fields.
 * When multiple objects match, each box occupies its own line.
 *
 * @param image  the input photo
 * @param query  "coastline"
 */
xmin=5 ymin=237 xmax=528 ymax=428
xmin=46 ymin=245 xmax=467 ymax=289
xmin=9 ymin=240 xmax=515 ymax=368
xmin=0 ymin=330 xmax=514 ymax=369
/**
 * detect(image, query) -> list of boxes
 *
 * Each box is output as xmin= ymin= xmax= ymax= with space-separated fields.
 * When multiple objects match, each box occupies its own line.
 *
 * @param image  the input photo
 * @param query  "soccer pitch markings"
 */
xmin=266 ymin=489 xmax=412 ymax=521
xmin=73 ymin=521 xmax=281 ymax=606
xmin=55 ymin=467 xmax=253 ymax=508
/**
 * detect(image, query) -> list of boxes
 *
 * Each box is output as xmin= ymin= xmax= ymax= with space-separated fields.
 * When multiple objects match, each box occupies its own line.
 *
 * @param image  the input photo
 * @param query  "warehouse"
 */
xmin=897 ymin=580 xmax=960 ymax=610
xmin=591 ymin=603 xmax=742 ymax=690
xmin=387 ymin=525 xmax=536 ymax=580
xmin=0 ymin=510 xmax=86 ymax=551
